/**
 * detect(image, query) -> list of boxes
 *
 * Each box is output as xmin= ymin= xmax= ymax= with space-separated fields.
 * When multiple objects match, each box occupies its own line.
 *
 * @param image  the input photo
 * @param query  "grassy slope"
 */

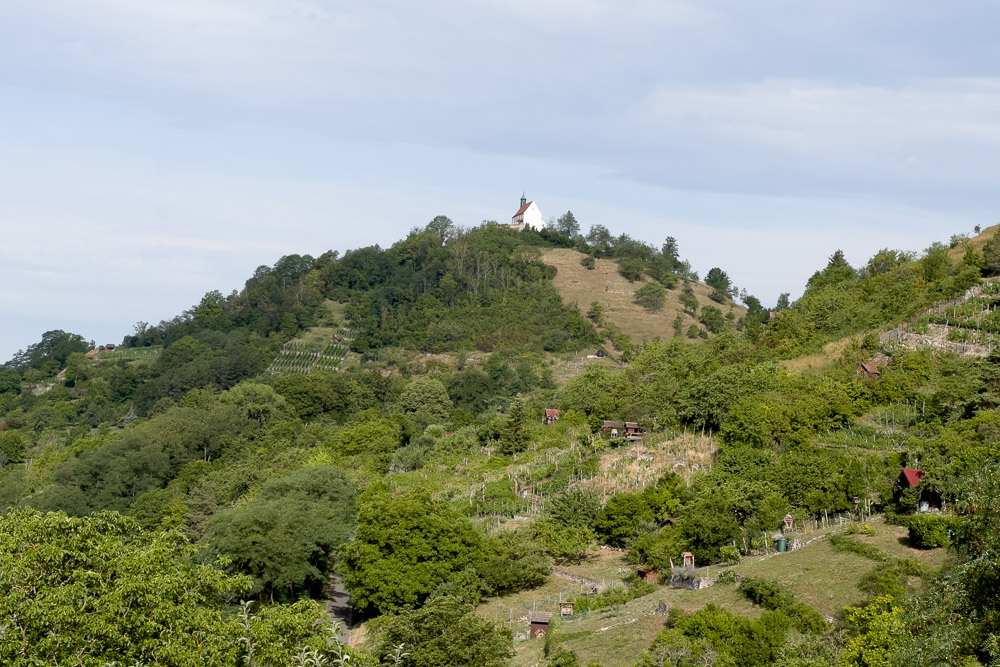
xmin=498 ymin=518 xmax=948 ymax=666
xmin=541 ymin=249 xmax=746 ymax=345
xmin=948 ymin=222 xmax=1000 ymax=262
xmin=781 ymin=223 xmax=1000 ymax=374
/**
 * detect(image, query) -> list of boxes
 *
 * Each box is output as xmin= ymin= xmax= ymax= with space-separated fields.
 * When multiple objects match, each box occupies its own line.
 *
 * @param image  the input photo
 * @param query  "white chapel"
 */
xmin=509 ymin=194 xmax=546 ymax=232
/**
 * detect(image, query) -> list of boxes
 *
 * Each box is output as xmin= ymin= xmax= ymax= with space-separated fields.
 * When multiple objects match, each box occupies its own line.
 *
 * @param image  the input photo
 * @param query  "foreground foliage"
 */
xmin=0 ymin=509 xmax=332 ymax=666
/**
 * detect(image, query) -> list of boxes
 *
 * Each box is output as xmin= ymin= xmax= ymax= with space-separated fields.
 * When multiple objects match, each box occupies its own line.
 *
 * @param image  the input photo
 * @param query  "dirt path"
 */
xmin=327 ymin=576 xmax=352 ymax=643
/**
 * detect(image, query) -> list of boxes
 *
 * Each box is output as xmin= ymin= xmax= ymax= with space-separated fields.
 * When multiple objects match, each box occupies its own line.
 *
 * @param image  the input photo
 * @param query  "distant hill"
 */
xmin=542 ymin=248 xmax=747 ymax=344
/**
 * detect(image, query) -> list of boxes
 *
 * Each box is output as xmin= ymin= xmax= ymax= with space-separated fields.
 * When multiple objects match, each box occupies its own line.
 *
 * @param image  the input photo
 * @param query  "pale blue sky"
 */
xmin=2 ymin=1 xmax=998 ymax=359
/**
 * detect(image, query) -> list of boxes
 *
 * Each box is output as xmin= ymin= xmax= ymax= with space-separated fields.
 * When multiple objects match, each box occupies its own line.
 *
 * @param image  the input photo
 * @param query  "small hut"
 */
xmin=896 ymin=468 xmax=942 ymax=511
xmin=623 ymin=422 xmax=645 ymax=440
xmin=856 ymin=363 xmax=880 ymax=377
xmin=529 ymin=611 xmax=553 ymax=639
xmin=104 ymin=343 xmax=116 ymax=351
xmin=681 ymin=552 xmax=695 ymax=569
xmin=560 ymin=601 xmax=574 ymax=617
xmin=543 ymin=409 xmax=562 ymax=425
xmin=601 ymin=421 xmax=645 ymax=440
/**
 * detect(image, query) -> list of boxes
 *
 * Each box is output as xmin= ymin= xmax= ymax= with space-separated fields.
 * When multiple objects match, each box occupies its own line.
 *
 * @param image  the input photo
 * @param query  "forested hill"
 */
xmin=1 ymin=219 xmax=1000 ymax=665
xmin=0 ymin=215 xmax=746 ymax=416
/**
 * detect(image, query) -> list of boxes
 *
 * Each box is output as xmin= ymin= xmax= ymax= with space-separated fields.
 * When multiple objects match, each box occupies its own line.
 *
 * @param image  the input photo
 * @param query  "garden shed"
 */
xmin=529 ymin=611 xmax=553 ymax=639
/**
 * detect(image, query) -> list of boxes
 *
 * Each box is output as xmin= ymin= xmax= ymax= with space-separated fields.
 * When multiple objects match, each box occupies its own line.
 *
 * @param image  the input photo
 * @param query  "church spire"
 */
xmin=520 ymin=192 xmax=527 ymax=208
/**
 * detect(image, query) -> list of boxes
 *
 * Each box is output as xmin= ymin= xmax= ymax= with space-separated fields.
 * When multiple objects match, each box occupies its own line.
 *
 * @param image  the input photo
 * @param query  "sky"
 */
xmin=2 ymin=1 xmax=999 ymax=360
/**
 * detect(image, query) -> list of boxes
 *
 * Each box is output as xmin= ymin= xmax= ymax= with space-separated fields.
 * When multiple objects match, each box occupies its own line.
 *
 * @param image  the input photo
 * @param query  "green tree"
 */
xmin=479 ymin=530 xmax=550 ymax=594
xmin=4 ymin=329 xmax=90 ymax=372
xmin=618 ymin=258 xmax=645 ymax=282
xmin=705 ymin=267 xmax=731 ymax=292
xmin=0 ymin=509 xmax=330 ymax=665
xmin=0 ymin=369 xmax=21 ymax=394
xmin=555 ymin=211 xmax=581 ymax=237
xmin=672 ymin=313 xmax=684 ymax=337
xmin=425 ymin=214 xmax=455 ymax=243
xmin=679 ymin=288 xmax=699 ymax=315
xmin=587 ymin=301 xmax=604 ymax=323
xmin=273 ymin=372 xmax=347 ymax=420
xmin=204 ymin=465 xmax=356 ymax=601
xmin=0 ymin=430 xmax=26 ymax=465
xmin=529 ymin=519 xmax=593 ymax=563
xmin=339 ymin=490 xmax=485 ymax=616
xmin=500 ymin=397 xmax=530 ymax=454
xmin=983 ymin=233 xmax=1000 ymax=275
xmin=700 ymin=305 xmax=726 ymax=334
xmin=400 ymin=376 xmax=453 ymax=423
xmin=548 ymin=488 xmax=602 ymax=529
xmin=595 ymin=493 xmax=655 ymax=548
xmin=920 ymin=242 xmax=951 ymax=282
xmin=219 ymin=381 xmax=288 ymax=424
xmin=634 ymin=282 xmax=668 ymax=312
xmin=839 ymin=595 xmax=903 ymax=667
xmin=371 ymin=595 xmax=513 ymax=667
xmin=585 ymin=225 xmax=613 ymax=256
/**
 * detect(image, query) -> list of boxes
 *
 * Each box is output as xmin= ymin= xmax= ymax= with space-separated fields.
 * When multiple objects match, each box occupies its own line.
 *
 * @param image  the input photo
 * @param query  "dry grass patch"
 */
xmin=578 ymin=431 xmax=716 ymax=498
xmin=542 ymin=248 xmax=745 ymax=344
xmin=781 ymin=334 xmax=861 ymax=373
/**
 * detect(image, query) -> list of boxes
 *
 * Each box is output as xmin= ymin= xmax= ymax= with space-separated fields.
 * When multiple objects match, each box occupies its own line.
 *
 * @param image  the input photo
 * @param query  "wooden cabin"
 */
xmin=543 ymin=409 xmax=562 ymax=425
xmin=529 ymin=611 xmax=553 ymax=639
xmin=623 ymin=422 xmax=645 ymax=440
xmin=856 ymin=363 xmax=880 ymax=377
xmin=601 ymin=421 xmax=645 ymax=441
xmin=896 ymin=467 xmax=942 ymax=512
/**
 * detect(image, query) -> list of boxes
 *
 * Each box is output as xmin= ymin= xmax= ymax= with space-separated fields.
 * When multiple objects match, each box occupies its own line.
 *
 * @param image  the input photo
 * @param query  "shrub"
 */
xmin=717 ymin=569 xmax=740 ymax=585
xmin=618 ymin=259 xmax=645 ymax=282
xmin=906 ymin=514 xmax=957 ymax=549
xmin=580 ymin=256 xmax=596 ymax=270
xmin=570 ymin=579 xmax=655 ymax=613
xmin=738 ymin=577 xmax=826 ymax=634
xmin=718 ymin=544 xmax=741 ymax=565
xmin=828 ymin=534 xmax=888 ymax=562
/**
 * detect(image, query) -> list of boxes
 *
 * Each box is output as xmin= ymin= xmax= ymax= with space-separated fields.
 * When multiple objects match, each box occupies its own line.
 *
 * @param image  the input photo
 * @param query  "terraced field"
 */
xmin=266 ymin=328 xmax=352 ymax=375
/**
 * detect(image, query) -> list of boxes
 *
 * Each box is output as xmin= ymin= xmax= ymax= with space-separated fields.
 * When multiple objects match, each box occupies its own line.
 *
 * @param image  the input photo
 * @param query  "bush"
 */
xmin=738 ymin=577 xmax=826 ymax=634
xmin=718 ymin=544 xmax=741 ymax=565
xmin=580 ymin=256 xmax=596 ymax=270
xmin=618 ymin=259 xmax=645 ymax=282
xmin=828 ymin=534 xmax=888 ymax=562
xmin=717 ymin=569 xmax=740 ymax=585
xmin=906 ymin=514 xmax=957 ymax=549
xmin=570 ymin=579 xmax=655 ymax=613
xmin=700 ymin=305 xmax=726 ymax=333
